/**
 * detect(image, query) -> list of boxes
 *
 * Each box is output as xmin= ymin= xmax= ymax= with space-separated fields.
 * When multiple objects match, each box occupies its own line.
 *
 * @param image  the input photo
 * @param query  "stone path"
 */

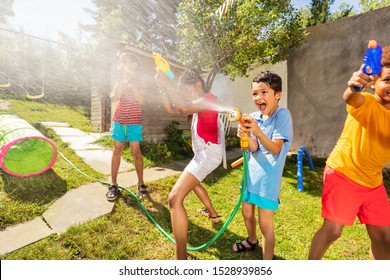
xmin=0 ymin=122 xmax=241 ymax=255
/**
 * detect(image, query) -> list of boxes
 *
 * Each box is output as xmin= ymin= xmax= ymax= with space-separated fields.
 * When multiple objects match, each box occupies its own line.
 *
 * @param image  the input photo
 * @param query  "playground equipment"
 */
xmin=24 ymin=56 xmax=46 ymax=99
xmin=23 ymin=39 xmax=46 ymax=99
xmin=0 ymin=114 xmax=57 ymax=177
xmin=296 ymin=146 xmax=314 ymax=192
xmin=0 ymin=55 xmax=11 ymax=88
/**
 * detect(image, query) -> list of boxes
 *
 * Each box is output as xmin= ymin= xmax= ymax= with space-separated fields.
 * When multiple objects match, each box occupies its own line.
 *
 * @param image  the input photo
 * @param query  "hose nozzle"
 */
xmin=226 ymin=108 xmax=248 ymax=151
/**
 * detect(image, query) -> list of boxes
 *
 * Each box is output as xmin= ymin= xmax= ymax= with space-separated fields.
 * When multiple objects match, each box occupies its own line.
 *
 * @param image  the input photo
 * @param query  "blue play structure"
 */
xmin=296 ymin=146 xmax=314 ymax=192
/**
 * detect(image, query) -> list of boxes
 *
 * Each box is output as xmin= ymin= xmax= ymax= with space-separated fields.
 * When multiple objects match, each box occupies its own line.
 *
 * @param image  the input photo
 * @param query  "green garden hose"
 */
xmin=58 ymin=150 xmax=248 ymax=251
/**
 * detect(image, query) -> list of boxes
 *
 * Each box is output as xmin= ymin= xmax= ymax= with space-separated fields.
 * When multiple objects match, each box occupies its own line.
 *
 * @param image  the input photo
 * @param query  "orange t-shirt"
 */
xmin=326 ymin=93 xmax=390 ymax=188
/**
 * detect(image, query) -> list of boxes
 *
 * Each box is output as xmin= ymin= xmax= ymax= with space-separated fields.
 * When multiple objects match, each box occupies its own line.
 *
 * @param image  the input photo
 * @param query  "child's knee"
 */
xmin=168 ymin=191 xmax=183 ymax=209
xmin=323 ymin=225 xmax=343 ymax=241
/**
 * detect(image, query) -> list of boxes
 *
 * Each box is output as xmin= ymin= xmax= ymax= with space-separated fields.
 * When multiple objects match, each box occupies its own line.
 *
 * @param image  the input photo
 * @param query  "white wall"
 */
xmin=210 ymin=61 xmax=288 ymax=122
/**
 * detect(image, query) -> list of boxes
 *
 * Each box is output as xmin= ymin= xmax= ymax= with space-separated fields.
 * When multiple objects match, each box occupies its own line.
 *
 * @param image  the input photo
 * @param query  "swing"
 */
xmin=0 ymin=58 xmax=11 ymax=88
xmin=25 ymin=76 xmax=45 ymax=99
xmin=0 ymin=71 xmax=10 ymax=88
xmin=24 ymin=41 xmax=45 ymax=99
xmin=0 ymin=81 xmax=10 ymax=88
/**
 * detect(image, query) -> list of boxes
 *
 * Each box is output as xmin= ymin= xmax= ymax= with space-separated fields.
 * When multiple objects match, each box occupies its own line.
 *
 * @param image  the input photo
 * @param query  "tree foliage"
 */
xmin=0 ymin=0 xmax=14 ymax=24
xmin=86 ymin=0 xmax=181 ymax=56
xmin=307 ymin=0 xmax=335 ymax=27
xmin=176 ymin=0 xmax=306 ymax=91
xmin=329 ymin=2 xmax=355 ymax=21
xmin=359 ymin=0 xmax=390 ymax=12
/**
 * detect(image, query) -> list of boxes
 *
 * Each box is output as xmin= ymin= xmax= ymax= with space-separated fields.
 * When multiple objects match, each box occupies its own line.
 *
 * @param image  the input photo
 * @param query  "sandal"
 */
xmin=137 ymin=184 xmax=148 ymax=199
xmin=198 ymin=208 xmax=222 ymax=223
xmin=106 ymin=184 xmax=118 ymax=201
xmin=232 ymin=237 xmax=258 ymax=253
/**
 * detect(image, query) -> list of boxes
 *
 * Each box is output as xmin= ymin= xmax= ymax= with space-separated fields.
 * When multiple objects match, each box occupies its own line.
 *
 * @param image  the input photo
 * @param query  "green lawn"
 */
xmin=1 ymin=99 xmax=389 ymax=260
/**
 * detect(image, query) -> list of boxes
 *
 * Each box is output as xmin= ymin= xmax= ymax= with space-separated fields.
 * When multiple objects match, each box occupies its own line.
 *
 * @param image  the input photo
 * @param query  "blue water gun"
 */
xmin=353 ymin=40 xmax=382 ymax=92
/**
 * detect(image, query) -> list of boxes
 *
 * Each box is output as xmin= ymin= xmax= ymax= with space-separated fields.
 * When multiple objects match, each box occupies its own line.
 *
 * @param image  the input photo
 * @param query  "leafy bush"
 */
xmin=163 ymin=121 xmax=193 ymax=160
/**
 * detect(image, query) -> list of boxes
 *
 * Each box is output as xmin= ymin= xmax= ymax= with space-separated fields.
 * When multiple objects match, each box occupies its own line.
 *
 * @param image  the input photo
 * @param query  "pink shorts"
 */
xmin=322 ymin=165 xmax=390 ymax=226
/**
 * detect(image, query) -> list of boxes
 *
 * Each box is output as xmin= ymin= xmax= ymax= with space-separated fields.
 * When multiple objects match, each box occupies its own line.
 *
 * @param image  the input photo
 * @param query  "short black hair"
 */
xmin=252 ymin=71 xmax=282 ymax=92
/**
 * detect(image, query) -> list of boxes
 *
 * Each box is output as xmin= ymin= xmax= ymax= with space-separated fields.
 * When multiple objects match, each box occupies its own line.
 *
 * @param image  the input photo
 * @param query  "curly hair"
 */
xmin=252 ymin=71 xmax=282 ymax=93
xmin=382 ymin=46 xmax=390 ymax=67
xmin=178 ymin=68 xmax=206 ymax=93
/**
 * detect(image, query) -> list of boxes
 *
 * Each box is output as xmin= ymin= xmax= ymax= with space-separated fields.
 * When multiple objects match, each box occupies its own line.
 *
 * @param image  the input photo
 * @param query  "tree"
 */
xmin=359 ymin=0 xmax=390 ymax=12
xmin=85 ymin=0 xmax=181 ymax=57
xmin=307 ymin=0 xmax=335 ymax=27
xmin=330 ymin=2 xmax=355 ymax=21
xmin=0 ymin=0 xmax=14 ymax=24
xmin=176 ymin=0 xmax=306 ymax=91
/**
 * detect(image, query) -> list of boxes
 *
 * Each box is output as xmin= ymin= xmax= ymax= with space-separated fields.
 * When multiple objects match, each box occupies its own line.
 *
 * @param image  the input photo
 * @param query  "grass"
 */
xmin=0 ymin=100 xmax=104 ymax=230
xmin=1 ymin=99 xmax=389 ymax=260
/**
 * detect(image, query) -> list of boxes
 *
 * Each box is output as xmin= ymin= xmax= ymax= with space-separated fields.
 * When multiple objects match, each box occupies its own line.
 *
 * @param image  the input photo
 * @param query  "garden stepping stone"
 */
xmin=43 ymin=182 xmax=114 ymax=234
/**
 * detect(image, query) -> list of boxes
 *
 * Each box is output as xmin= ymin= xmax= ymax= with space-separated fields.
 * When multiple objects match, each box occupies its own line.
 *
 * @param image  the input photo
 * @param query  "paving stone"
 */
xmin=43 ymin=182 xmax=114 ymax=234
xmin=59 ymin=135 xmax=104 ymax=150
xmin=0 ymin=218 xmax=54 ymax=255
xmin=49 ymin=126 xmax=87 ymax=136
xmin=75 ymin=149 xmax=132 ymax=175
xmin=41 ymin=121 xmax=69 ymax=127
xmin=109 ymin=167 xmax=183 ymax=188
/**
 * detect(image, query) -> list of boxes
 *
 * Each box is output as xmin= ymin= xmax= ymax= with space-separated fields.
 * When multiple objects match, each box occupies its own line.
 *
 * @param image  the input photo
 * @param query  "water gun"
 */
xmin=353 ymin=40 xmax=382 ymax=92
xmin=153 ymin=52 xmax=174 ymax=80
xmin=227 ymin=107 xmax=249 ymax=151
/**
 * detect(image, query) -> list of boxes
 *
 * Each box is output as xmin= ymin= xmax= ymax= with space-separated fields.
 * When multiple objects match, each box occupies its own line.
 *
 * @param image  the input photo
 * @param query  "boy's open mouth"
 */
xmin=259 ymin=103 xmax=266 ymax=111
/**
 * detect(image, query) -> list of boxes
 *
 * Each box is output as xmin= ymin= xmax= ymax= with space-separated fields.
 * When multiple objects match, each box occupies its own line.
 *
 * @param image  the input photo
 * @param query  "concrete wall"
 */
xmin=287 ymin=6 xmax=390 ymax=157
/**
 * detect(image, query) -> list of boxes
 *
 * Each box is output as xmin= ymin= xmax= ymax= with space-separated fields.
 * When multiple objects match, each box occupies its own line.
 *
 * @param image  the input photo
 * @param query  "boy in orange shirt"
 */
xmin=308 ymin=45 xmax=390 ymax=260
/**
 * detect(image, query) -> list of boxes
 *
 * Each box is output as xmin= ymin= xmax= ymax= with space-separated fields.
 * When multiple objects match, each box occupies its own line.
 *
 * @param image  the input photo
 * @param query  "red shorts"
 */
xmin=322 ymin=165 xmax=390 ymax=226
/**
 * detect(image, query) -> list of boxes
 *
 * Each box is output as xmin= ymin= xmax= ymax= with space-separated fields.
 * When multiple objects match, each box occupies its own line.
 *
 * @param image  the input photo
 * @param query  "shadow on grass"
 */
xmin=1 ymin=168 xmax=68 ymax=205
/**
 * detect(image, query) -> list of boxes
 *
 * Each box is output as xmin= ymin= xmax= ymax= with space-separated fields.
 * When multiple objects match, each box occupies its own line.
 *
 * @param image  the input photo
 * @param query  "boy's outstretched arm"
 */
xmin=343 ymin=64 xmax=376 ymax=108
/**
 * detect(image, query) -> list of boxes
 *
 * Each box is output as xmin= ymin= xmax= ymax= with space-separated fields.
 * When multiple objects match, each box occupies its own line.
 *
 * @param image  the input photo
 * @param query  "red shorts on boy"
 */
xmin=322 ymin=165 xmax=390 ymax=226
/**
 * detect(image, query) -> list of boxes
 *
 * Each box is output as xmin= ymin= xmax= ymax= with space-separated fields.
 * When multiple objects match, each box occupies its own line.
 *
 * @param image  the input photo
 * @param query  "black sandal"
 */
xmin=137 ymin=184 xmax=148 ymax=199
xmin=106 ymin=184 xmax=118 ymax=201
xmin=232 ymin=237 xmax=258 ymax=253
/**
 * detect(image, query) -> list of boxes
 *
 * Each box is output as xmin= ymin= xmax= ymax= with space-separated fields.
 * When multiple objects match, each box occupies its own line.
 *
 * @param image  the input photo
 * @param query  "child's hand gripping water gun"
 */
xmin=153 ymin=53 xmax=174 ymax=80
xmin=353 ymin=40 xmax=382 ymax=92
